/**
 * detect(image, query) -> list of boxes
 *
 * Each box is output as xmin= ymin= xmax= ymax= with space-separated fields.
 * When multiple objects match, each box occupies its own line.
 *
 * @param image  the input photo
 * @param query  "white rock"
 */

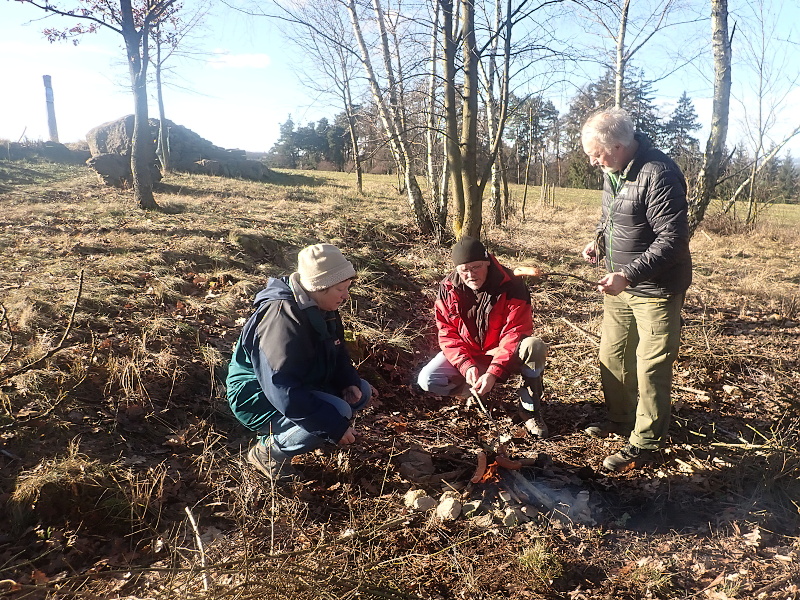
xmin=502 ymin=507 xmax=521 ymax=526
xmin=436 ymin=497 xmax=462 ymax=521
xmin=404 ymin=488 xmax=428 ymax=508
xmin=440 ymin=490 xmax=461 ymax=502
xmin=414 ymin=496 xmax=437 ymax=511
xmin=471 ymin=513 xmax=494 ymax=527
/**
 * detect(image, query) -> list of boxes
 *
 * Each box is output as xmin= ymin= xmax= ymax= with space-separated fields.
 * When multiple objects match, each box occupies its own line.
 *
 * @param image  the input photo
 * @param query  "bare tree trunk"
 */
xmin=614 ymin=0 xmax=631 ymax=107
xmin=688 ymin=0 xmax=731 ymax=234
xmin=154 ymin=33 xmax=170 ymax=174
xmin=346 ymin=0 xmax=432 ymax=233
xmin=342 ymin=72 xmax=363 ymax=195
xmin=460 ymin=0 xmax=481 ymax=238
xmin=426 ymin=1 xmax=442 ymax=219
xmin=500 ymin=150 xmax=510 ymax=219
xmin=121 ymin=0 xmax=158 ymax=210
xmin=441 ymin=0 xmax=465 ymax=236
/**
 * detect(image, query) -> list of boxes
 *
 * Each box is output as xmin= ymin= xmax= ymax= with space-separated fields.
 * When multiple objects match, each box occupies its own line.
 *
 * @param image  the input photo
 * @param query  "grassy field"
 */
xmin=0 ymin=160 xmax=798 ymax=599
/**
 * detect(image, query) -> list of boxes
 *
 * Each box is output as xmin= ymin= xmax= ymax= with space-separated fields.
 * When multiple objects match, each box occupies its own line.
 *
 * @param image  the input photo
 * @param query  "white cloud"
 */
xmin=206 ymin=50 xmax=271 ymax=70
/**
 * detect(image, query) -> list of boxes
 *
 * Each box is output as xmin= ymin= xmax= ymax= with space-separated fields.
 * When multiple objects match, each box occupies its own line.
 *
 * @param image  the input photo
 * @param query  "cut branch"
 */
xmin=0 ymin=270 xmax=84 ymax=383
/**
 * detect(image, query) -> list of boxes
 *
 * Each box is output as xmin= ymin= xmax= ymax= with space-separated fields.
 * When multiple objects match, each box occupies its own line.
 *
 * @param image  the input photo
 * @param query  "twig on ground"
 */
xmin=0 ymin=270 xmax=84 ymax=383
xmin=184 ymin=506 xmax=210 ymax=591
xmin=710 ymin=441 xmax=799 ymax=455
xmin=0 ymin=303 xmax=14 ymax=364
xmin=675 ymin=384 xmax=711 ymax=397
xmin=560 ymin=317 xmax=600 ymax=345
xmin=751 ymin=567 xmax=800 ymax=597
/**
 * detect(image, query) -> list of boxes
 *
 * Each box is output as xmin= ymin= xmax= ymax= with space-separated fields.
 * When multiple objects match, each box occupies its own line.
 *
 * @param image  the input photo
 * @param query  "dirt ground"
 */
xmin=0 ymin=161 xmax=798 ymax=599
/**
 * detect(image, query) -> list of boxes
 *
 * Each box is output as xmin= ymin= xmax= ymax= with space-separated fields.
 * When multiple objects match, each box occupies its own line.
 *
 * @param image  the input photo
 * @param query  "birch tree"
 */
xmin=687 ymin=0 xmax=731 ymax=234
xmin=571 ymin=0 xmax=697 ymax=109
xmin=346 ymin=0 xmax=434 ymax=234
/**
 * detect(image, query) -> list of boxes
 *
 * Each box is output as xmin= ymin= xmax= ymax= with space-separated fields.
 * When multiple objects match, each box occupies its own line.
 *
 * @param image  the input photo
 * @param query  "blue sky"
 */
xmin=1 ymin=0 xmax=328 ymax=152
xmin=2 ymin=0 xmax=799 ymax=157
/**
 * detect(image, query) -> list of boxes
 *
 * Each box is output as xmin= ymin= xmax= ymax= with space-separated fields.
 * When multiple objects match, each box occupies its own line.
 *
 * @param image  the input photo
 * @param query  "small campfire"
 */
xmin=398 ymin=445 xmax=598 ymax=527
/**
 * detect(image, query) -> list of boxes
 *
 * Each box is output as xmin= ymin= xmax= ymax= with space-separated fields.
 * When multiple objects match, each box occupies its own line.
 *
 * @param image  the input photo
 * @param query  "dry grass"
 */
xmin=0 ymin=160 xmax=798 ymax=599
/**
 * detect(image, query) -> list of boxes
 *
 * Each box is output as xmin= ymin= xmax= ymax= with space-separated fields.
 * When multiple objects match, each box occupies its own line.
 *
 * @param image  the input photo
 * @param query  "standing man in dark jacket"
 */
xmin=418 ymin=237 xmax=550 ymax=438
xmin=581 ymin=107 xmax=692 ymax=472
xmin=226 ymin=244 xmax=375 ymax=481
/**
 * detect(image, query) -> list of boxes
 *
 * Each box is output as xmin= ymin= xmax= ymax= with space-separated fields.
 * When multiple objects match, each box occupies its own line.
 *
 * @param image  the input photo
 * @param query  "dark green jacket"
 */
xmin=226 ymin=276 xmax=360 ymax=442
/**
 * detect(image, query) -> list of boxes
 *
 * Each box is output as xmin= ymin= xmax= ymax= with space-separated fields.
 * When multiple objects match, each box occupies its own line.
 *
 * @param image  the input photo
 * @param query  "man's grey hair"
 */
xmin=581 ymin=107 xmax=635 ymax=150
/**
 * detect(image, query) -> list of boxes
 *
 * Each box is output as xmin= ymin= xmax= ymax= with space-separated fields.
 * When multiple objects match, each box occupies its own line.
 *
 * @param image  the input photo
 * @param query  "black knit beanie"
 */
xmin=451 ymin=236 xmax=488 ymax=266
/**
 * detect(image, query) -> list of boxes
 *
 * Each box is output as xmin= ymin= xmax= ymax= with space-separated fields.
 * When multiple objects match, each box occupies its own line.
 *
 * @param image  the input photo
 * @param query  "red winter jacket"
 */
xmin=435 ymin=255 xmax=533 ymax=381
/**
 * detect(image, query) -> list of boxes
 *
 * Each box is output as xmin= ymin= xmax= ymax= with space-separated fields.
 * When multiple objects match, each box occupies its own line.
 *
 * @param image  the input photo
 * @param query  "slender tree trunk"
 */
xmin=347 ymin=0 xmax=432 ymax=233
xmin=485 ymin=0 xmax=502 ymax=227
xmin=460 ymin=0 xmax=481 ymax=238
xmin=614 ymin=0 xmax=631 ymax=108
xmin=155 ymin=35 xmax=170 ymax=174
xmin=441 ymin=0 xmax=465 ymax=236
xmin=342 ymin=71 xmax=363 ymax=194
xmin=426 ymin=1 xmax=441 ymax=224
xmin=688 ymin=0 xmax=731 ymax=234
xmin=121 ymin=0 xmax=157 ymax=210
xmin=500 ymin=150 xmax=510 ymax=219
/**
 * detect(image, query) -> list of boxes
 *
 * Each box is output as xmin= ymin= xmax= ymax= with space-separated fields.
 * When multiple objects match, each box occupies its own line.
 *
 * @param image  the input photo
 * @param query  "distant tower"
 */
xmin=42 ymin=75 xmax=59 ymax=142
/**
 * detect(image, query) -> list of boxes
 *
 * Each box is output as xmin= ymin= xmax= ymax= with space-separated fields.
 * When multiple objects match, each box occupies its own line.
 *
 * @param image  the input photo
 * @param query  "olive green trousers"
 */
xmin=599 ymin=291 xmax=684 ymax=450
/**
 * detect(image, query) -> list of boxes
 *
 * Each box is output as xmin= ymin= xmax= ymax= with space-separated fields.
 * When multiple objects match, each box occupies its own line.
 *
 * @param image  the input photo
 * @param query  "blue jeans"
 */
xmin=257 ymin=379 xmax=372 ymax=457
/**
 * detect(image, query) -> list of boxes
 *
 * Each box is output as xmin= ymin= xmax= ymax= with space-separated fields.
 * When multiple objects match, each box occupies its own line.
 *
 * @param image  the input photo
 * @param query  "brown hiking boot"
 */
xmin=247 ymin=443 xmax=298 ymax=482
xmin=601 ymin=443 xmax=655 ymax=472
xmin=522 ymin=410 xmax=549 ymax=438
xmin=584 ymin=421 xmax=633 ymax=439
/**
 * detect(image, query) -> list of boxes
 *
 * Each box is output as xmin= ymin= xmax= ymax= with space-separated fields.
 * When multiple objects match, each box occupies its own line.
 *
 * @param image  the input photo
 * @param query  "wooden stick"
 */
xmin=560 ymin=316 xmax=600 ymax=344
xmin=184 ymin=506 xmax=210 ymax=591
xmin=0 ymin=270 xmax=84 ymax=382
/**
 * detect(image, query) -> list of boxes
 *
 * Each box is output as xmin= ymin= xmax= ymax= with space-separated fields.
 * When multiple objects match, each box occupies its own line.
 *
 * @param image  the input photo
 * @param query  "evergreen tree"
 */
xmin=506 ymin=95 xmax=559 ymax=183
xmin=623 ymin=69 xmax=664 ymax=145
xmin=267 ymin=116 xmax=298 ymax=168
xmin=561 ymin=67 xmax=664 ymax=189
xmin=664 ymin=92 xmax=701 ymax=177
xmin=777 ymin=151 xmax=800 ymax=203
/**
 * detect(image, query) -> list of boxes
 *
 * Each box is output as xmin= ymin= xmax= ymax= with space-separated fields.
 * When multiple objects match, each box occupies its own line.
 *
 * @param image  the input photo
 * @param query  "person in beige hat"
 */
xmin=226 ymin=243 xmax=377 ymax=481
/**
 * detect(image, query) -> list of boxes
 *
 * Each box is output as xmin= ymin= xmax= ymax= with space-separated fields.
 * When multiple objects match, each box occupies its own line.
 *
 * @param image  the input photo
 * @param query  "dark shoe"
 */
xmin=602 ymin=443 xmax=655 ymax=472
xmin=247 ymin=443 xmax=297 ymax=482
xmin=584 ymin=421 xmax=633 ymax=439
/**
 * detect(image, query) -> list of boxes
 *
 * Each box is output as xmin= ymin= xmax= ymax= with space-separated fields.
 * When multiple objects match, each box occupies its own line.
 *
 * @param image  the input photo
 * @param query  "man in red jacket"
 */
xmin=417 ymin=236 xmax=550 ymax=437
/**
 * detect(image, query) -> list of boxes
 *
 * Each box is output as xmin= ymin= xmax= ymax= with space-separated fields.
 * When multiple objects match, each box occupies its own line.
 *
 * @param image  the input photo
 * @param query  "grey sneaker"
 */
xmin=247 ymin=443 xmax=297 ymax=482
xmin=584 ymin=421 xmax=633 ymax=439
xmin=602 ymin=443 xmax=655 ymax=472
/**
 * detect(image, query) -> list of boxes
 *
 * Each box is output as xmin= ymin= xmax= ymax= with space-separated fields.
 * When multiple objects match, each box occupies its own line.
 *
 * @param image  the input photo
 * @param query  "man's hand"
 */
xmin=471 ymin=372 xmax=497 ymax=396
xmin=597 ymin=272 xmax=629 ymax=296
xmin=342 ymin=385 xmax=362 ymax=406
xmin=582 ymin=240 xmax=598 ymax=264
xmin=338 ymin=427 xmax=356 ymax=445
xmin=465 ymin=366 xmax=480 ymax=387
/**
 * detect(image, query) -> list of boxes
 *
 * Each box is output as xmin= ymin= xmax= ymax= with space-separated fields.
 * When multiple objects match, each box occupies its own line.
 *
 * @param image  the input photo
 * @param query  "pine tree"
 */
xmin=777 ymin=151 xmax=800 ymax=203
xmin=561 ymin=67 xmax=664 ymax=189
xmin=664 ymin=92 xmax=701 ymax=177
xmin=267 ymin=116 xmax=299 ymax=168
